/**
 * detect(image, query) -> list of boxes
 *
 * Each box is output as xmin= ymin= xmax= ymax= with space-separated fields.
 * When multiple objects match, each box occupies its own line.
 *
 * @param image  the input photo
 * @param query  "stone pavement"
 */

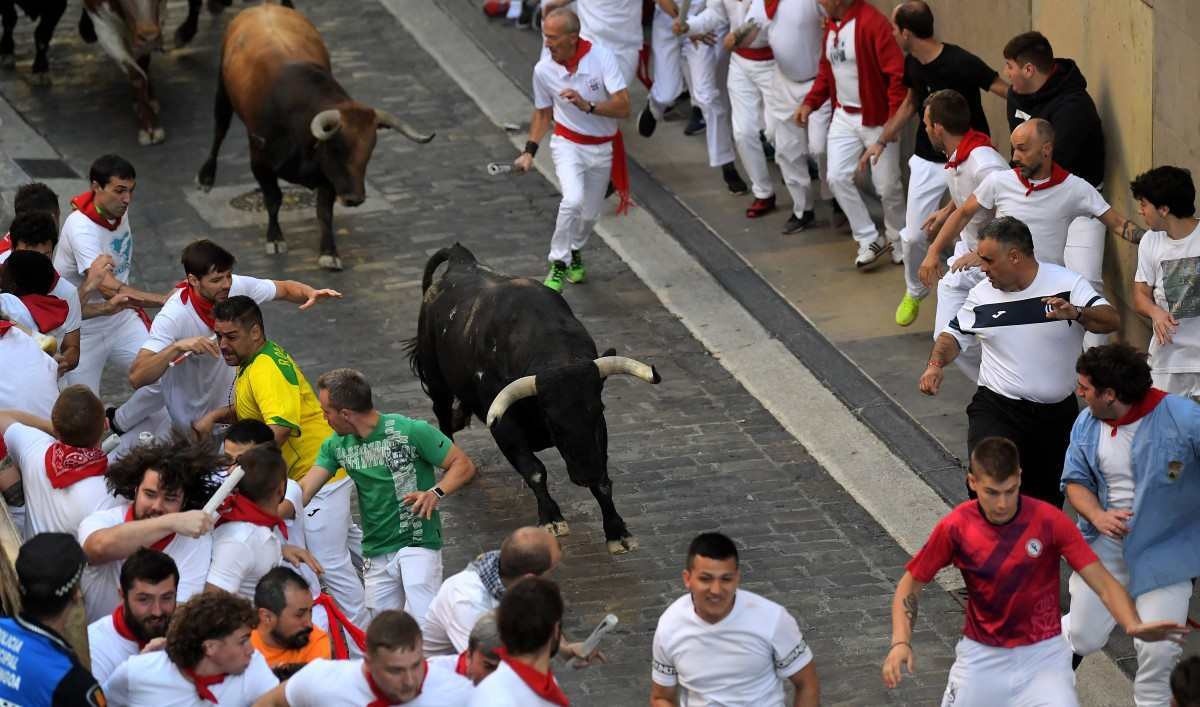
xmin=0 ymin=1 xmax=974 ymax=703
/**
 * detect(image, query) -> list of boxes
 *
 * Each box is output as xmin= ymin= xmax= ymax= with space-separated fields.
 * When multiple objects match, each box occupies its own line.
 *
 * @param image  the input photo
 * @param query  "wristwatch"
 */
xmin=431 ymin=486 xmax=446 ymax=499
xmin=587 ymin=101 xmax=596 ymax=114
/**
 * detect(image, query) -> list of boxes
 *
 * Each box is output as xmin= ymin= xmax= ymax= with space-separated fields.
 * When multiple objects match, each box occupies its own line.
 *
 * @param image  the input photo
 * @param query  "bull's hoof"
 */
xmin=265 ymin=241 xmax=288 ymax=255
xmin=138 ymin=127 xmax=166 ymax=146
xmin=606 ymin=536 xmax=639 ymax=555
xmin=0 ymin=55 xmax=14 ymax=70
xmin=174 ymin=22 xmax=198 ymax=48
xmin=195 ymin=174 xmax=214 ymax=193
xmin=317 ymin=254 xmax=344 ymax=271
xmin=542 ymin=521 xmax=570 ymax=537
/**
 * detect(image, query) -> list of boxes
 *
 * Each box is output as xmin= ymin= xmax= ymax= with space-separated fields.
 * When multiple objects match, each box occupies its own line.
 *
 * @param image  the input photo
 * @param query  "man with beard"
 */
xmin=251 ymin=567 xmax=335 ymax=677
xmin=78 ymin=435 xmax=222 ymax=623
xmin=88 ymin=548 xmax=180 ymax=683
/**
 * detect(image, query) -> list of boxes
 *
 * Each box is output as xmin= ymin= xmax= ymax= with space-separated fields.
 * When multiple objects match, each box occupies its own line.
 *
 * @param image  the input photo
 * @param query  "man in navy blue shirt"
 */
xmin=0 ymin=532 xmax=104 ymax=706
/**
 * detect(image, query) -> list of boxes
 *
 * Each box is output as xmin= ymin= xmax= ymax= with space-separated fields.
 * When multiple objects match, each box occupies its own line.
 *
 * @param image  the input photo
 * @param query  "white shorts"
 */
xmin=942 ymin=635 xmax=1077 ymax=707
xmin=364 ymin=546 xmax=443 ymax=623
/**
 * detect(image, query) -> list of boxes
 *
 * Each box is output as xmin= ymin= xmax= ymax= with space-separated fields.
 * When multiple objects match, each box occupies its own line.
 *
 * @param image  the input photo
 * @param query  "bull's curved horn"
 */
xmin=486 ymin=375 xmax=538 ymax=428
xmin=594 ymin=356 xmax=662 ymax=384
xmin=310 ymin=110 xmax=342 ymax=142
xmin=374 ymin=109 xmax=435 ymax=144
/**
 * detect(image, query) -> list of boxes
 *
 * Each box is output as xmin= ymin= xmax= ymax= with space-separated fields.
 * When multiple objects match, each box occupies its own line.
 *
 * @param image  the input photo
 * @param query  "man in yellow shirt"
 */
xmin=198 ymin=295 xmax=365 ymax=624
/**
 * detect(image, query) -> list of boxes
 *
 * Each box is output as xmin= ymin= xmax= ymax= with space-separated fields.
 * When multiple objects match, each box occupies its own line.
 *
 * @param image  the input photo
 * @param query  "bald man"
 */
xmin=921 ymin=119 xmax=1143 ymax=292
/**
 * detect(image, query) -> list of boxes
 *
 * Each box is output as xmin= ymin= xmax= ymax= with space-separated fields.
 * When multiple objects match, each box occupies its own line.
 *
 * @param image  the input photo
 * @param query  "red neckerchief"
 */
xmin=19 ymin=294 xmax=68 ymax=333
xmin=0 ymin=233 xmax=10 ymax=255
xmin=945 ymin=130 xmax=993 ymax=169
xmin=312 ymin=593 xmax=366 ymax=659
xmin=557 ymin=38 xmax=592 ymax=75
xmin=1104 ymin=388 xmax=1167 ymax=437
xmin=828 ymin=0 xmax=863 ymax=41
xmin=111 ymin=604 xmax=148 ymax=649
xmin=1015 ymin=162 xmax=1069 ymax=197
xmin=70 ymin=190 xmax=122 ymax=232
xmin=175 ymin=280 xmax=216 ymax=330
xmin=495 ymin=648 xmax=569 ymax=707
xmin=44 ymin=441 xmax=108 ymax=490
xmin=0 ymin=320 xmax=10 ymax=337
xmin=124 ymin=503 xmax=175 ymax=552
xmin=455 ymin=650 xmax=469 ymax=677
xmin=182 ymin=668 xmax=226 ymax=704
xmin=215 ymin=493 xmax=288 ymax=539
xmin=364 ymin=661 xmax=426 ymax=707
xmin=764 ymin=0 xmax=780 ymax=19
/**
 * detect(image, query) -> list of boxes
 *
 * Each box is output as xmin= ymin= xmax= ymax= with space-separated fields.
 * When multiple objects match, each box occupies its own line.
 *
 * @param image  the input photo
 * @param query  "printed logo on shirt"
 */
xmin=1159 ymin=255 xmax=1200 ymax=319
xmin=586 ymin=77 xmax=602 ymax=94
xmin=1168 ymin=460 xmax=1183 ymax=481
xmin=991 ymin=310 xmax=1007 ymax=319
xmin=88 ymin=684 xmax=107 ymax=707
xmin=829 ymin=37 xmax=848 ymax=64
xmin=1025 ymin=538 xmax=1043 ymax=558
xmin=652 ymin=659 xmax=677 ymax=676
xmin=775 ymin=640 xmax=809 ymax=669
xmin=1014 ymin=109 xmax=1031 ymax=121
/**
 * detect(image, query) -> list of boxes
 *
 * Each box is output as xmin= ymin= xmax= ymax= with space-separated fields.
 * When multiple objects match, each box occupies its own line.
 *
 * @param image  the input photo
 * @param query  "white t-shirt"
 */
xmin=946 ymin=262 xmax=1107 ymax=402
xmin=533 ymin=42 xmax=626 ymax=138
xmin=285 ymin=658 xmax=474 ymax=706
xmin=689 ymin=0 xmax=770 ymax=52
xmin=651 ymin=590 xmax=813 ymax=707
xmin=468 ymin=660 xmax=565 ymax=707
xmin=77 ymin=503 xmax=213 ymax=624
xmin=576 ymin=0 xmax=642 ymax=54
xmin=0 ymin=273 xmax=86 ymax=339
xmin=827 ymin=19 xmax=860 ymax=108
xmin=103 ymin=648 xmax=278 ymax=707
xmin=1134 ymin=223 xmax=1200 ymax=373
xmin=421 ymin=567 xmax=496 ymax=656
xmin=769 ymin=0 xmax=824 ymax=82
xmin=972 ymin=170 xmax=1110 ymax=266
xmin=1097 ymin=417 xmax=1140 ymax=514
xmin=53 ymin=208 xmax=133 ymax=304
xmin=88 ymin=611 xmax=140 ymax=685
xmin=2 ymin=423 xmax=120 ymax=536
xmin=143 ymin=275 xmax=277 ymax=434
xmin=945 ymin=145 xmax=1010 ymax=250
xmin=207 ymin=520 xmax=283 ymax=600
xmin=0 ymin=327 xmax=57 ymax=418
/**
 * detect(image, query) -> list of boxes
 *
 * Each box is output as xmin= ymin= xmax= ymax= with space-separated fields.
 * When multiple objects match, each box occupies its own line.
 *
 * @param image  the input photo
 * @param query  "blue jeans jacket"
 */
xmin=1060 ymin=394 xmax=1200 ymax=597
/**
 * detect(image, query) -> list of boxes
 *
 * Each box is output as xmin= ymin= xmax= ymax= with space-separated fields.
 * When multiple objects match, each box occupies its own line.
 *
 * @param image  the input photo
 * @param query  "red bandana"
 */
xmin=557 ymin=38 xmax=592 ymax=75
xmin=764 ymin=0 xmax=780 ymax=19
xmin=19 ymin=294 xmax=68 ymax=334
xmin=312 ymin=593 xmax=366 ymax=659
xmin=0 ymin=320 xmax=11 ymax=337
xmin=176 ymin=280 xmax=216 ymax=330
xmin=215 ymin=493 xmax=288 ymax=539
xmin=70 ymin=190 xmax=122 ymax=232
xmin=455 ymin=650 xmax=469 ymax=677
xmin=124 ymin=503 xmax=175 ymax=552
xmin=44 ymin=442 xmax=108 ymax=490
xmin=182 ymin=668 xmax=226 ymax=704
xmin=1015 ymin=162 xmax=1070 ymax=196
xmin=364 ymin=661 xmax=426 ymax=707
xmin=945 ymin=129 xmax=993 ymax=169
xmin=1104 ymin=388 xmax=1167 ymax=437
xmin=111 ymin=604 xmax=148 ymax=649
xmin=495 ymin=648 xmax=569 ymax=707
xmin=0 ymin=233 xmax=10 ymax=256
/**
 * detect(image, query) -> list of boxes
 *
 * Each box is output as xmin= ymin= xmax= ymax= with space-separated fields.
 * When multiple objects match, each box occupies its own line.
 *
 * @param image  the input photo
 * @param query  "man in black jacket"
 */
xmin=1002 ymin=31 xmax=1111 ymax=343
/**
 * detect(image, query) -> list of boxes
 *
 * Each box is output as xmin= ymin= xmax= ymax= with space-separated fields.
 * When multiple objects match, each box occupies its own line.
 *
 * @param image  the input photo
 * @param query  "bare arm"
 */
xmin=650 ymin=682 xmax=678 ymax=707
xmin=403 ymin=445 xmax=477 ymax=520
xmin=1065 ymin=482 xmax=1133 ymax=540
xmin=271 ymin=279 xmax=343 ymax=310
xmin=592 ymin=88 xmax=631 ymax=120
xmin=882 ymin=571 xmax=926 ymax=688
xmin=918 ymin=196 xmax=982 ymax=289
xmin=128 ymin=336 xmax=221 ymax=388
xmin=1133 ymin=281 xmax=1178 ymax=346
xmin=918 ymin=334 xmax=961 ymax=396
xmin=1075 ymin=561 xmax=1188 ymax=642
xmin=192 ymin=405 xmax=236 ymax=440
xmin=300 ymin=465 xmax=335 ymax=507
xmin=655 ymin=0 xmax=679 ymax=17
xmin=987 ymin=76 xmax=1009 ymax=98
xmin=252 ymin=684 xmax=290 ymax=707
xmin=514 ymin=107 xmax=555 ymax=172
xmin=1098 ymin=208 xmax=1147 ymax=245
xmin=0 ymin=409 xmax=54 ymax=437
xmin=788 ymin=662 xmax=820 ymax=707
xmin=1041 ymin=297 xmax=1119 ymax=334
xmin=879 ymin=90 xmax=916 ymax=145
xmin=56 ymin=329 xmax=80 ymax=375
xmin=83 ymin=512 xmax=214 ymax=565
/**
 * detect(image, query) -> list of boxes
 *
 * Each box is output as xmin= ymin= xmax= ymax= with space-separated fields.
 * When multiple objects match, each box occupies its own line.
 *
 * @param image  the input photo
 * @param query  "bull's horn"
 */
xmin=486 ymin=375 xmax=538 ymax=428
xmin=375 ymin=109 xmax=435 ymax=144
xmin=310 ymin=110 xmax=342 ymax=141
xmin=595 ymin=356 xmax=661 ymax=384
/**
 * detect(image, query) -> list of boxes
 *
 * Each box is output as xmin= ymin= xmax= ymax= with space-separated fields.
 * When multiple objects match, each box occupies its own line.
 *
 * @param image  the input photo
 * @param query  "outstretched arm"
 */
xmin=882 ymin=571 xmax=926 ymax=688
xmin=1077 ymin=562 xmax=1189 ymax=643
xmin=271 ymin=279 xmax=343 ymax=310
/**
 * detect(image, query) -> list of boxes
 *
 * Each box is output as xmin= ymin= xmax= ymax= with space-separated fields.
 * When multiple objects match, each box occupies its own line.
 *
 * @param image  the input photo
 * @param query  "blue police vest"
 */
xmin=0 ymin=616 xmax=82 ymax=705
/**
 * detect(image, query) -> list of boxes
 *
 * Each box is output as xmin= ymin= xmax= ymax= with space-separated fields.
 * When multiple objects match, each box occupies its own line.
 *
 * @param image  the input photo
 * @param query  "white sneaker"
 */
xmin=855 ymin=239 xmax=892 ymax=270
xmin=890 ymin=243 xmax=904 ymax=265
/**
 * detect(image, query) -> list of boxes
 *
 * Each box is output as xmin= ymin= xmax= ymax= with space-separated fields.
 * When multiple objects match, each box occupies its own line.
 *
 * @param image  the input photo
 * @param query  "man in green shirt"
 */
xmin=301 ymin=368 xmax=476 ymax=622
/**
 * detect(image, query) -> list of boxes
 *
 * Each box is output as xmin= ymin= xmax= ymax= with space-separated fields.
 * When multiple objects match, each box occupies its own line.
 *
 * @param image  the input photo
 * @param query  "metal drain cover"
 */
xmin=229 ymin=186 xmax=317 ymax=213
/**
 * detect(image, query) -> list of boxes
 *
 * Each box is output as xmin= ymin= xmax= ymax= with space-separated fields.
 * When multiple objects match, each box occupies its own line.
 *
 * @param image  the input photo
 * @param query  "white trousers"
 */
xmin=364 ymin=546 xmax=444 ymax=623
xmin=1064 ymin=214 xmax=1108 ymax=350
xmin=942 ymin=635 xmax=1078 ymax=707
xmin=900 ymin=155 xmax=949 ymax=298
xmin=1062 ymin=535 xmax=1191 ymax=707
xmin=681 ymin=37 xmax=736 ymax=168
xmin=306 ymin=477 xmax=367 ymax=626
xmin=727 ymin=54 xmax=778 ymax=200
xmin=826 ymin=107 xmax=905 ymax=248
xmin=648 ymin=7 xmax=688 ymax=114
xmin=612 ymin=45 xmax=639 ymax=89
xmin=548 ymin=134 xmax=612 ymax=263
xmin=935 ymin=243 xmax=984 ymax=381
xmin=767 ymin=70 xmax=830 ymax=216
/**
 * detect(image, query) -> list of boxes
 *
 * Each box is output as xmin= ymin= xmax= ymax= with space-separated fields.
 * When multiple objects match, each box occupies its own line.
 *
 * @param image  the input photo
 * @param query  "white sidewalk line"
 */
xmin=380 ymin=1 xmax=1133 ymax=701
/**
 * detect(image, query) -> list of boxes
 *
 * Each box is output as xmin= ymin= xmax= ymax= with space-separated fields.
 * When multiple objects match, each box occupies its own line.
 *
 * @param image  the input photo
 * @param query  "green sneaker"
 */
xmin=566 ymin=250 xmax=587 ymax=283
xmin=895 ymin=293 xmax=921 ymax=327
xmin=544 ymin=260 xmax=567 ymax=292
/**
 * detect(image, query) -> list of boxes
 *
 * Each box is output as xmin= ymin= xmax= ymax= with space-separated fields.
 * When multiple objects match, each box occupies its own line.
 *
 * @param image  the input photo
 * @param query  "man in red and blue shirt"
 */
xmin=882 ymin=436 xmax=1188 ymax=707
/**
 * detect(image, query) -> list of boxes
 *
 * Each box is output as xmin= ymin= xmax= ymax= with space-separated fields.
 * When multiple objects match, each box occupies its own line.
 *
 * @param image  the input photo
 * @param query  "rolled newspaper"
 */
xmin=487 ymin=162 xmax=515 ymax=176
xmin=732 ymin=18 xmax=759 ymax=45
xmin=203 ymin=465 xmax=244 ymax=516
xmin=679 ymin=0 xmax=691 ymax=19
xmin=1 ymin=316 xmax=57 ymax=355
xmin=579 ymin=613 xmax=618 ymax=657
xmin=168 ymin=333 xmax=218 ymax=368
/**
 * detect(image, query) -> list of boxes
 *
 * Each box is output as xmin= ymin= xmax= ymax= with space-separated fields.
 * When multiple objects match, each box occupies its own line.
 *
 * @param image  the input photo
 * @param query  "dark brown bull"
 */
xmin=174 ymin=0 xmax=294 ymax=48
xmin=196 ymin=4 xmax=432 ymax=270
xmin=82 ymin=0 xmax=168 ymax=145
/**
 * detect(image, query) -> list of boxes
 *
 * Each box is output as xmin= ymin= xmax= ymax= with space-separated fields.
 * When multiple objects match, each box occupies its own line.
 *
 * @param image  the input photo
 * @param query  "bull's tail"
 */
xmin=421 ymin=243 xmax=476 ymax=293
xmin=402 ymin=335 xmax=427 ymax=391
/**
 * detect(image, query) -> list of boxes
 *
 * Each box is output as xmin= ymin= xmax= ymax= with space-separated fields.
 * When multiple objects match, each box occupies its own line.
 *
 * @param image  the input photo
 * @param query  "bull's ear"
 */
xmin=601 ymin=347 xmax=616 ymax=357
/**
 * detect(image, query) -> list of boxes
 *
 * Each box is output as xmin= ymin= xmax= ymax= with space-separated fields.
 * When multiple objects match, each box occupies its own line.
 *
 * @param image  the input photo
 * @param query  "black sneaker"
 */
xmin=782 ymin=210 xmax=816 ymax=234
xmin=760 ymin=131 xmax=775 ymax=162
xmin=638 ymin=103 xmax=657 ymax=138
xmin=722 ymin=163 xmax=748 ymax=195
xmin=79 ymin=10 xmax=97 ymax=43
xmin=684 ymin=107 xmax=706 ymax=136
xmin=106 ymin=406 xmax=126 ymax=436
